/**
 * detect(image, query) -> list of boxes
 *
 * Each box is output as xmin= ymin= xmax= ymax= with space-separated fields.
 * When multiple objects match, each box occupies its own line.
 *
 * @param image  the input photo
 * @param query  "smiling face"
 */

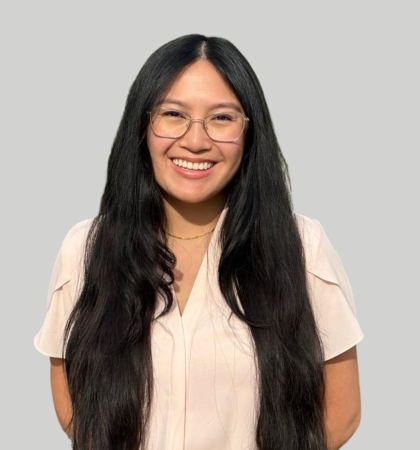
xmin=147 ymin=60 xmax=246 ymax=208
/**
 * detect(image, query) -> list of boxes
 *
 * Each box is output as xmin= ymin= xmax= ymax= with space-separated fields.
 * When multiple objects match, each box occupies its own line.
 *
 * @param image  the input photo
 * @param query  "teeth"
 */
xmin=173 ymin=159 xmax=214 ymax=171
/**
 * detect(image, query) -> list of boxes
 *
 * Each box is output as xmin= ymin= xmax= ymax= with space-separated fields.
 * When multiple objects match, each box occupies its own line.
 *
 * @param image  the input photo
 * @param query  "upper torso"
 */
xmin=34 ymin=208 xmax=364 ymax=449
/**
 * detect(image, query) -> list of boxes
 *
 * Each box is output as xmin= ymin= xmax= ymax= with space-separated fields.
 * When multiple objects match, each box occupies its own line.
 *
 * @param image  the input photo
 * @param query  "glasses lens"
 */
xmin=205 ymin=112 xmax=245 ymax=141
xmin=150 ymin=108 xmax=190 ymax=138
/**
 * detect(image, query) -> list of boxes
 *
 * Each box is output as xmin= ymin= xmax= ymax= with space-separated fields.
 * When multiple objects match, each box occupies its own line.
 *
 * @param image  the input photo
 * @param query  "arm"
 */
xmin=50 ymin=357 xmax=73 ymax=439
xmin=323 ymin=346 xmax=361 ymax=450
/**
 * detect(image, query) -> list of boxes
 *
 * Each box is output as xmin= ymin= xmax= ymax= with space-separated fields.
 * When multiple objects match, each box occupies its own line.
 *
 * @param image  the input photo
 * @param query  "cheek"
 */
xmin=220 ymin=146 xmax=244 ymax=188
xmin=147 ymin=131 xmax=167 ymax=165
xmin=146 ymin=136 xmax=163 ymax=182
xmin=146 ymin=129 xmax=157 ymax=159
xmin=230 ymin=145 xmax=245 ymax=171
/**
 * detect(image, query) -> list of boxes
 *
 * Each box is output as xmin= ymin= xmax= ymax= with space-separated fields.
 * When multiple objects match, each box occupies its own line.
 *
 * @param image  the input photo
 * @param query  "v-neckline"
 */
xmin=171 ymin=206 xmax=227 ymax=322
xmin=171 ymin=247 xmax=207 ymax=320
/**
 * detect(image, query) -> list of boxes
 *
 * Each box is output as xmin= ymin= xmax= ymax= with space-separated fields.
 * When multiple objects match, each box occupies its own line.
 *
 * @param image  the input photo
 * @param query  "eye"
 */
xmin=160 ymin=109 xmax=188 ymax=120
xmin=211 ymin=113 xmax=234 ymax=122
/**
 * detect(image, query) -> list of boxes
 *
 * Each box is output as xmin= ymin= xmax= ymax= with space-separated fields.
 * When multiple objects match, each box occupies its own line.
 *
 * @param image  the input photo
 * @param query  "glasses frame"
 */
xmin=148 ymin=107 xmax=250 ymax=143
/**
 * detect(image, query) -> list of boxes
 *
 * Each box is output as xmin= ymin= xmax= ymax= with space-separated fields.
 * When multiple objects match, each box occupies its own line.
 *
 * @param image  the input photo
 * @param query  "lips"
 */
xmin=171 ymin=158 xmax=215 ymax=171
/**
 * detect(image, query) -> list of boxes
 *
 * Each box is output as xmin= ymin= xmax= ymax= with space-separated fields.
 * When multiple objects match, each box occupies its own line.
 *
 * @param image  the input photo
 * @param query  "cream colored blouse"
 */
xmin=34 ymin=209 xmax=363 ymax=450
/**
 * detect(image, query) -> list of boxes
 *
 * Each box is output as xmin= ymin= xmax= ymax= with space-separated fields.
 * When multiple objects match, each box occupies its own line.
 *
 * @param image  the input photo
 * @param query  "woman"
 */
xmin=34 ymin=34 xmax=363 ymax=450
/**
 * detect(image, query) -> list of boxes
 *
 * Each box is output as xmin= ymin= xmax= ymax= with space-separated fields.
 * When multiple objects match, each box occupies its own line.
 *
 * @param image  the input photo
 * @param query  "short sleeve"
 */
xmin=296 ymin=214 xmax=364 ymax=361
xmin=33 ymin=219 xmax=92 ymax=358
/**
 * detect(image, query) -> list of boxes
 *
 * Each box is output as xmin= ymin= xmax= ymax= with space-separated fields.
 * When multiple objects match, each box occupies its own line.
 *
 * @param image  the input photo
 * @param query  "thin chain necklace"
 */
xmin=166 ymin=227 xmax=215 ymax=240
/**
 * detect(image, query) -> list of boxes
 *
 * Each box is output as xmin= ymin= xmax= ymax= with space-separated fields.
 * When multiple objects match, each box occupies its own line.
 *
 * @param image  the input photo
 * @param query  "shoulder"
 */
xmin=43 ymin=218 xmax=94 ymax=310
xmin=60 ymin=218 xmax=94 ymax=277
xmin=294 ymin=213 xmax=324 ymax=273
xmin=294 ymin=214 xmax=363 ymax=359
xmin=295 ymin=213 xmax=345 ymax=285
xmin=294 ymin=213 xmax=322 ymax=240
xmin=62 ymin=218 xmax=94 ymax=254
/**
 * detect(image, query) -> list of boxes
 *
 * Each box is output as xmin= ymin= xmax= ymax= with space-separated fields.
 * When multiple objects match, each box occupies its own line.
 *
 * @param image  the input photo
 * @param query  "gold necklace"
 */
xmin=166 ymin=227 xmax=215 ymax=240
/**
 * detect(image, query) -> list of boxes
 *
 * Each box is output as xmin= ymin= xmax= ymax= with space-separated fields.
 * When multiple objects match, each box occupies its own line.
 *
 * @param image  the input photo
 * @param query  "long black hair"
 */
xmin=64 ymin=34 xmax=327 ymax=449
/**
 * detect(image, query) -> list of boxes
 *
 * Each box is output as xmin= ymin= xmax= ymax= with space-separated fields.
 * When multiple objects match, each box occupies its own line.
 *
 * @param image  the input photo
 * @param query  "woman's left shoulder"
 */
xmin=294 ymin=213 xmax=363 ymax=360
xmin=294 ymin=213 xmax=349 ymax=287
xmin=294 ymin=213 xmax=324 ymax=239
xmin=294 ymin=213 xmax=326 ymax=270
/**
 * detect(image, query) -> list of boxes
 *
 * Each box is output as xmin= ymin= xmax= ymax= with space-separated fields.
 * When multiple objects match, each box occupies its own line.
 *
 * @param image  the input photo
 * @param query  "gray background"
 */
xmin=1 ymin=1 xmax=418 ymax=448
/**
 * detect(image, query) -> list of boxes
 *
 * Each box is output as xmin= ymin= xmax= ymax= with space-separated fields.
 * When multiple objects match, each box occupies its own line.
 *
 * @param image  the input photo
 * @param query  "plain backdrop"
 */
xmin=1 ymin=1 xmax=418 ymax=448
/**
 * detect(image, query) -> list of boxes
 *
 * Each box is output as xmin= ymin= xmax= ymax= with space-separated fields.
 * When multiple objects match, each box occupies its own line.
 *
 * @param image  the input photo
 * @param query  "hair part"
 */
xmin=64 ymin=34 xmax=327 ymax=450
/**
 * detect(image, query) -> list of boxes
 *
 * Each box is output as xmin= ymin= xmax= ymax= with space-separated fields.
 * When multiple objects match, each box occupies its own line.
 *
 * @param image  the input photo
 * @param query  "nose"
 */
xmin=178 ymin=119 xmax=212 ymax=152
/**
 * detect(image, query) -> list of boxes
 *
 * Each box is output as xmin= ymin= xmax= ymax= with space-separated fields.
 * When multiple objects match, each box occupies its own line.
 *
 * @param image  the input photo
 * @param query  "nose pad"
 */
xmin=179 ymin=119 xmax=212 ymax=151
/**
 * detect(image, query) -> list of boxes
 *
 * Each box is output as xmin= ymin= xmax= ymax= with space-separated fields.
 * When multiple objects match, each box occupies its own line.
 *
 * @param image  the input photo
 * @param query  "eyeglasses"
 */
xmin=148 ymin=107 xmax=249 ymax=143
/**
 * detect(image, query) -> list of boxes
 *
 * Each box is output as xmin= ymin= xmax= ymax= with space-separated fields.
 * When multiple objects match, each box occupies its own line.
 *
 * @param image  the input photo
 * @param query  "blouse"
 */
xmin=34 ymin=208 xmax=363 ymax=450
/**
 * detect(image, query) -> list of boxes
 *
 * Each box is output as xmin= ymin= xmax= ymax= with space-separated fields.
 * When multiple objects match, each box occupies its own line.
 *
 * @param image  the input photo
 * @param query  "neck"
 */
xmin=162 ymin=193 xmax=226 ymax=238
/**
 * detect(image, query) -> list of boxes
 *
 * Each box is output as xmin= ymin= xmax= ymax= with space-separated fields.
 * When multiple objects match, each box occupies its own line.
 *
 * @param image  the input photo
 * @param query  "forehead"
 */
xmin=161 ymin=60 xmax=242 ymax=111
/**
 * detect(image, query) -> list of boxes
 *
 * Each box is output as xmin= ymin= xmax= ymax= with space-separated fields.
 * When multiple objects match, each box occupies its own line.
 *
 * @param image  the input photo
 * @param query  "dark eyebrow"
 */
xmin=209 ymin=102 xmax=243 ymax=113
xmin=156 ymin=98 xmax=188 ymax=108
xmin=156 ymin=98 xmax=243 ymax=113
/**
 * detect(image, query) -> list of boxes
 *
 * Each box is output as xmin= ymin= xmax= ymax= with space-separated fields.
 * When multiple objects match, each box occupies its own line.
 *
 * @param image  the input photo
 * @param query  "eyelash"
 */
xmin=161 ymin=110 xmax=234 ymax=121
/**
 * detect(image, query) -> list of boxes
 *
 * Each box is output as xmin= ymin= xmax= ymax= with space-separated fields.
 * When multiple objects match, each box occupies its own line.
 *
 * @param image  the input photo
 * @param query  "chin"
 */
xmin=164 ymin=190 xmax=224 ymax=206
xmin=176 ymin=195 xmax=212 ymax=204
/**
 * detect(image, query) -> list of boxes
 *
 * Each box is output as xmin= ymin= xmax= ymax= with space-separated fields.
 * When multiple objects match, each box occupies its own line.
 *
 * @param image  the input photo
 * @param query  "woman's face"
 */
xmin=147 ymin=60 xmax=246 ymax=207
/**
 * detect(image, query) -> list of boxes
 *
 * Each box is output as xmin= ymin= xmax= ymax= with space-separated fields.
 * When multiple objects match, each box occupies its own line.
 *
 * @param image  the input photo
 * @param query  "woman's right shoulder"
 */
xmin=60 ymin=218 xmax=95 ymax=270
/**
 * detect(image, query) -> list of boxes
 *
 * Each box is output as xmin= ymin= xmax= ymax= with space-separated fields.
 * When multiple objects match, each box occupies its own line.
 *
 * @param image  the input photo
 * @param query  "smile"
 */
xmin=172 ymin=158 xmax=215 ymax=171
